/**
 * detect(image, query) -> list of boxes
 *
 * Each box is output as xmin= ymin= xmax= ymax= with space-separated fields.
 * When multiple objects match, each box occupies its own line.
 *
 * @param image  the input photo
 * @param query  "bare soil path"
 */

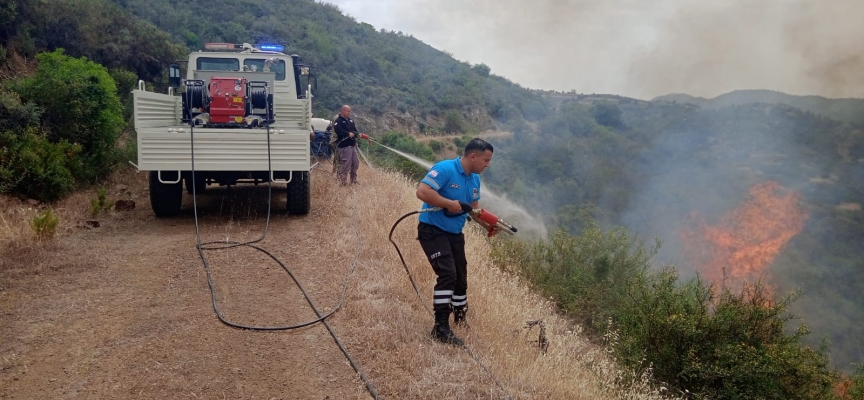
xmin=1 ymin=168 xmax=371 ymax=399
xmin=1 ymin=162 xmax=659 ymax=400
xmin=413 ymin=130 xmax=514 ymax=144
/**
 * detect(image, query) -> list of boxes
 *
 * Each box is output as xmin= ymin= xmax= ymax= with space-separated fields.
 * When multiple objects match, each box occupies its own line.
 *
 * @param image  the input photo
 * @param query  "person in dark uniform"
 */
xmin=415 ymin=138 xmax=495 ymax=345
xmin=332 ymin=105 xmax=364 ymax=185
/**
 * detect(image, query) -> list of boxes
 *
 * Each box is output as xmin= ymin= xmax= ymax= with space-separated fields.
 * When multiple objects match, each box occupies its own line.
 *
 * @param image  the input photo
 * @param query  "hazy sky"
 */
xmin=328 ymin=0 xmax=864 ymax=100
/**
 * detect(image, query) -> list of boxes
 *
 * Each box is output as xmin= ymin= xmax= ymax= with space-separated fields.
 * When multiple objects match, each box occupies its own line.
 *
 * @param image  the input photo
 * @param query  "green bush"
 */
xmin=493 ymin=223 xmax=656 ymax=331
xmin=591 ymin=100 xmax=624 ymax=128
xmin=0 ymin=85 xmax=42 ymax=131
xmin=848 ymin=365 xmax=864 ymax=399
xmin=9 ymin=49 xmax=124 ymax=184
xmin=89 ymin=187 xmax=114 ymax=217
xmin=617 ymin=272 xmax=837 ymax=399
xmin=444 ymin=110 xmax=466 ymax=133
xmin=491 ymin=223 xmax=840 ymax=399
xmin=0 ymin=127 xmax=80 ymax=201
xmin=428 ymin=140 xmax=443 ymax=153
xmin=31 ymin=207 xmax=59 ymax=240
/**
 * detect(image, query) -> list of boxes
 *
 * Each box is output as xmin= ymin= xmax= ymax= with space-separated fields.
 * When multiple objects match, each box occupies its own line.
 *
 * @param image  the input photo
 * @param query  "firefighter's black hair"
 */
xmin=464 ymin=138 xmax=493 ymax=155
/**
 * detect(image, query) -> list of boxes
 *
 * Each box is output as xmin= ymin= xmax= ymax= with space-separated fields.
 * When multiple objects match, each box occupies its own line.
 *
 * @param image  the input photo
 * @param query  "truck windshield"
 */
xmin=244 ymin=59 xmax=286 ymax=81
xmin=196 ymin=57 xmax=239 ymax=71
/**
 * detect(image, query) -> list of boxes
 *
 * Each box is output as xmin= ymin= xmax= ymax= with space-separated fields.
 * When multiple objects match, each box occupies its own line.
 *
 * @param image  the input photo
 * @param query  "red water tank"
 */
xmin=208 ymin=78 xmax=246 ymax=124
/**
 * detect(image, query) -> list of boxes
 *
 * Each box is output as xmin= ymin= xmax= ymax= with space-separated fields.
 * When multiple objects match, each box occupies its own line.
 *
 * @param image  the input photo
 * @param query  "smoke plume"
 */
xmin=332 ymin=0 xmax=864 ymax=99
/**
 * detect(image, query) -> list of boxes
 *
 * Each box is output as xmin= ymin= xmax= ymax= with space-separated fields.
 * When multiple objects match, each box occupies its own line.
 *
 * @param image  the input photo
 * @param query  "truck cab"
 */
xmin=133 ymin=43 xmax=314 ymax=216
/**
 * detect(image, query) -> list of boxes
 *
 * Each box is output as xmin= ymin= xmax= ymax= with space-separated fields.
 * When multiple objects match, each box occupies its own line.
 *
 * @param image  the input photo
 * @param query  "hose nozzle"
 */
xmin=470 ymin=209 xmax=517 ymax=236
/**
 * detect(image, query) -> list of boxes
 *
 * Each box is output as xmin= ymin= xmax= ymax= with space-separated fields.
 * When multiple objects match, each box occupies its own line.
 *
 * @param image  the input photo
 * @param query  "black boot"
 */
xmin=453 ymin=306 xmax=467 ymax=326
xmin=431 ymin=309 xmax=463 ymax=346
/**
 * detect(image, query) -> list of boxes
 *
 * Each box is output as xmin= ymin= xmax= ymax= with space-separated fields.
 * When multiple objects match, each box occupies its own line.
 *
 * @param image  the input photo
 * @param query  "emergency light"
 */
xmin=203 ymin=43 xmax=241 ymax=50
xmin=257 ymin=44 xmax=285 ymax=52
xmin=202 ymin=43 xmax=285 ymax=52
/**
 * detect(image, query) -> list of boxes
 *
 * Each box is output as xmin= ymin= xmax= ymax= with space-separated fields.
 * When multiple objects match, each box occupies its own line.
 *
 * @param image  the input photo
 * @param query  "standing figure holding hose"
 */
xmin=415 ymin=138 xmax=495 ymax=345
xmin=333 ymin=105 xmax=365 ymax=185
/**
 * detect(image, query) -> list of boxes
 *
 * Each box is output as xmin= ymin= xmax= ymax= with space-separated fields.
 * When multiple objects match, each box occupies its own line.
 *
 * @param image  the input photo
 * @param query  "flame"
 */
xmin=681 ymin=182 xmax=808 ymax=290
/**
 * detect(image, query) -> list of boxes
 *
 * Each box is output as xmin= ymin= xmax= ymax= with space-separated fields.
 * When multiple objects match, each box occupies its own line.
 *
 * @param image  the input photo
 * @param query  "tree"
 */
xmin=591 ymin=100 xmax=624 ymax=128
xmin=11 ymin=49 xmax=124 ymax=183
xmin=444 ymin=110 xmax=466 ymax=133
xmin=471 ymin=63 xmax=490 ymax=77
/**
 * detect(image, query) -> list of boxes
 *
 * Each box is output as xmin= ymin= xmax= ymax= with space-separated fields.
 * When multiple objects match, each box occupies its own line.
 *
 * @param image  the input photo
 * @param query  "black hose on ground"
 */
xmin=387 ymin=210 xmax=513 ymax=400
xmin=187 ymin=100 xmax=379 ymax=399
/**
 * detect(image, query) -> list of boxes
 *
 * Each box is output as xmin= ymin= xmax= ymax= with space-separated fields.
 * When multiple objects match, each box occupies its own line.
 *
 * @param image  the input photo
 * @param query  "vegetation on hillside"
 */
xmin=1 ymin=50 xmax=125 ymax=201
xmin=113 ymin=0 xmax=549 ymax=129
xmin=486 ymin=98 xmax=864 ymax=371
xmin=655 ymin=90 xmax=864 ymax=128
xmin=2 ymin=0 xmax=864 ymax=397
xmin=489 ymin=226 xmax=855 ymax=399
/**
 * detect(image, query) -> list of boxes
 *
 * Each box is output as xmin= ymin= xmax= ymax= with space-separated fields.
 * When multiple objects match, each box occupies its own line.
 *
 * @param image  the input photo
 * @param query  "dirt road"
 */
xmin=1 ymin=163 xmax=662 ymax=400
xmin=413 ymin=130 xmax=514 ymax=144
xmin=1 ymin=168 xmax=372 ymax=399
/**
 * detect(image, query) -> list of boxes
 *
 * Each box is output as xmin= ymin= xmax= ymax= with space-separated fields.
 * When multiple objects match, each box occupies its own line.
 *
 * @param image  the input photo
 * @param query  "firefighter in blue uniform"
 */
xmin=415 ymin=138 xmax=495 ymax=345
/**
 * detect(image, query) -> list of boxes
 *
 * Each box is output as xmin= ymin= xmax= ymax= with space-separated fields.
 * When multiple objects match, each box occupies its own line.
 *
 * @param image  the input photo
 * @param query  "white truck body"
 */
xmin=132 ymin=45 xmax=315 ymax=215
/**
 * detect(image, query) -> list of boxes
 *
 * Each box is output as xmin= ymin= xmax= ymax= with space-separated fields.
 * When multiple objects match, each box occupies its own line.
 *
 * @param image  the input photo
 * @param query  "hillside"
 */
xmin=0 ymin=166 xmax=671 ymax=399
xmin=481 ymin=96 xmax=864 ymax=371
xmin=3 ymin=0 xmax=864 ymax=387
xmin=109 ymin=0 xmax=549 ymax=134
xmin=654 ymin=90 xmax=864 ymax=127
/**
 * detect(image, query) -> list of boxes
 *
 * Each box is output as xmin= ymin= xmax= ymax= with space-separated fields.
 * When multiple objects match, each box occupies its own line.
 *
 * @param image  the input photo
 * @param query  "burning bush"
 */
xmin=492 ymin=222 xmax=840 ymax=399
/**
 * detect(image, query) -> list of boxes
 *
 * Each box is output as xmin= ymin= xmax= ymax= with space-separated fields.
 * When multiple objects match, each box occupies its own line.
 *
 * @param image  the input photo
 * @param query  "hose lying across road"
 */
xmin=388 ymin=209 xmax=513 ymax=400
xmin=187 ymin=120 xmax=380 ymax=399
xmin=186 ymin=121 xmax=512 ymax=399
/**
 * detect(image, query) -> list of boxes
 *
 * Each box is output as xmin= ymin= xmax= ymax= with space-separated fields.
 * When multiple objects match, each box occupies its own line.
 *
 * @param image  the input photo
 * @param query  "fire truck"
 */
xmin=133 ymin=43 xmax=314 ymax=216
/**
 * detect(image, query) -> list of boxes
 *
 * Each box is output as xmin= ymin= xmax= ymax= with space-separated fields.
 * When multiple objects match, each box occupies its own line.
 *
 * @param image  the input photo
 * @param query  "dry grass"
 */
xmin=327 ymin=162 xmax=679 ymax=399
xmin=1 ymin=161 xmax=679 ymax=399
xmin=0 ymin=167 xmax=144 ymax=277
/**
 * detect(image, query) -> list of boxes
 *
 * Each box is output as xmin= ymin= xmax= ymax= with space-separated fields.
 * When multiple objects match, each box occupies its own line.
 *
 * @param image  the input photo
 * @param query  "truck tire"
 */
xmin=286 ymin=171 xmax=310 ymax=215
xmin=149 ymin=171 xmax=183 ymax=217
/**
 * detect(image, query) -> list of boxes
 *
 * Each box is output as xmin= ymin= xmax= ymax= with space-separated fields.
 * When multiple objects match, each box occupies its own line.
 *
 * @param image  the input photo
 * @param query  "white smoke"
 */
xmin=329 ymin=0 xmax=864 ymax=99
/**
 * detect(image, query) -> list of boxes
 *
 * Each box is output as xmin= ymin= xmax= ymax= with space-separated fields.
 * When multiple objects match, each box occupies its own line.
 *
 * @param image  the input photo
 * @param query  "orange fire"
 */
xmin=681 ymin=182 xmax=808 ymax=290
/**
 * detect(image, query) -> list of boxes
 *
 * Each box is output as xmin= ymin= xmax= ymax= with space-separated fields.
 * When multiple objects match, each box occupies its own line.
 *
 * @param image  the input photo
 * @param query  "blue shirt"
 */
xmin=418 ymin=157 xmax=481 ymax=234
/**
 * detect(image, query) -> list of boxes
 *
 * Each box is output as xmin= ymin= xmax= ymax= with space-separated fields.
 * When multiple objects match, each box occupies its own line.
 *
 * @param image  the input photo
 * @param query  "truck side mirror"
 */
xmin=168 ymin=64 xmax=181 ymax=88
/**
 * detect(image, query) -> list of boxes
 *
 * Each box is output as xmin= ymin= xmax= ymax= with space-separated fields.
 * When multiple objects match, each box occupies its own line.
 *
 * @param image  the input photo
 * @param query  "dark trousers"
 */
xmin=417 ymin=222 xmax=467 ymax=322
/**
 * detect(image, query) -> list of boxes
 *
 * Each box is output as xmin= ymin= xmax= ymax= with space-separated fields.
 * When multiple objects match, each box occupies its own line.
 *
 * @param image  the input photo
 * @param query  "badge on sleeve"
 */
xmin=473 ymin=188 xmax=479 ymax=198
xmin=429 ymin=170 xmax=439 ymax=178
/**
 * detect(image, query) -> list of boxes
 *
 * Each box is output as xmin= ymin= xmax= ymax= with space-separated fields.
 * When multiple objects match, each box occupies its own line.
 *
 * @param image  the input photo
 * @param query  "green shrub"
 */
xmin=491 ymin=223 xmax=840 ymax=399
xmin=444 ymin=110 xmax=466 ymax=133
xmin=616 ymin=272 xmax=837 ymax=399
xmin=9 ymin=49 xmax=124 ymax=184
xmin=109 ymin=68 xmax=138 ymax=121
xmin=0 ymin=127 xmax=80 ymax=201
xmin=31 ymin=207 xmax=59 ymax=240
xmin=89 ymin=187 xmax=114 ymax=217
xmin=428 ymin=140 xmax=443 ymax=153
xmin=848 ymin=365 xmax=864 ymax=399
xmin=494 ymin=223 xmax=656 ymax=331
xmin=0 ymin=85 xmax=43 ymax=131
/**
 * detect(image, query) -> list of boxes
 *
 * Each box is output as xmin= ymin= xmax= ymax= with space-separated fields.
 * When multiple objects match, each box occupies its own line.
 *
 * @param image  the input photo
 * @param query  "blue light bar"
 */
xmin=257 ymin=44 xmax=284 ymax=52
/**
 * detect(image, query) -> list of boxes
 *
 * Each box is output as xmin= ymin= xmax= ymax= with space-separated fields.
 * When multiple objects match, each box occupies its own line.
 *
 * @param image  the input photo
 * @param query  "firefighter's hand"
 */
xmin=349 ymin=132 xmax=355 ymax=139
xmin=446 ymin=200 xmax=463 ymax=214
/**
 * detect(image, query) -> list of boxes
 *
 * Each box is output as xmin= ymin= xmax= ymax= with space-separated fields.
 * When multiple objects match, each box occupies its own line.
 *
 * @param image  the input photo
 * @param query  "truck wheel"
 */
xmin=286 ymin=171 xmax=310 ymax=215
xmin=149 ymin=171 xmax=183 ymax=217
xmin=185 ymin=174 xmax=206 ymax=194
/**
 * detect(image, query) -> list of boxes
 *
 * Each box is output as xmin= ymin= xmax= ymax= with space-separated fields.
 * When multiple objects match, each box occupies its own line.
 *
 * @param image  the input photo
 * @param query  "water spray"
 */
xmin=362 ymin=135 xmax=546 ymax=238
